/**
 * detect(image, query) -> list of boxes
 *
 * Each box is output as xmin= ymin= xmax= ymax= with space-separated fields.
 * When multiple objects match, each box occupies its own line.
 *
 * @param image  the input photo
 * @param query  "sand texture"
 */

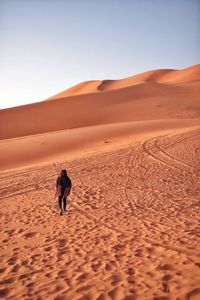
xmin=0 ymin=128 xmax=200 ymax=299
xmin=0 ymin=64 xmax=200 ymax=299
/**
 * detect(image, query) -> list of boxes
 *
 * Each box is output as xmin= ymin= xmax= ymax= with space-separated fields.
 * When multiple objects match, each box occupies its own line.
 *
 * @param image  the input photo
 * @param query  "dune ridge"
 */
xmin=0 ymin=64 xmax=200 ymax=140
xmin=47 ymin=63 xmax=200 ymax=99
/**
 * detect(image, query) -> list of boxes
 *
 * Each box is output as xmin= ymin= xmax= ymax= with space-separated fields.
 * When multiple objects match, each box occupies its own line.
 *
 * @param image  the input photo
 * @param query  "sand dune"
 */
xmin=47 ymin=80 xmax=102 ymax=99
xmin=0 ymin=64 xmax=200 ymax=140
xmin=0 ymin=64 xmax=200 ymax=299
xmin=47 ymin=63 xmax=200 ymax=98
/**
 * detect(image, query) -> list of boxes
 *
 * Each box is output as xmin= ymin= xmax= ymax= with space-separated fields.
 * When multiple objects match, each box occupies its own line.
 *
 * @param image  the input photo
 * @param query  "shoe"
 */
xmin=59 ymin=209 xmax=63 ymax=216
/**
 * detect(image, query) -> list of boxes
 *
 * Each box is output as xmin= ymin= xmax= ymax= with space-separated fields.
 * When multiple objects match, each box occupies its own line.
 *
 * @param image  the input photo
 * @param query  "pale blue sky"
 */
xmin=0 ymin=0 xmax=199 ymax=109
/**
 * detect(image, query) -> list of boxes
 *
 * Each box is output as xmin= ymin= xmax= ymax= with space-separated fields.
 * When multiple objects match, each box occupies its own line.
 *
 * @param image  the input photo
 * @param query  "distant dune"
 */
xmin=0 ymin=64 xmax=200 ymax=141
xmin=47 ymin=63 xmax=200 ymax=99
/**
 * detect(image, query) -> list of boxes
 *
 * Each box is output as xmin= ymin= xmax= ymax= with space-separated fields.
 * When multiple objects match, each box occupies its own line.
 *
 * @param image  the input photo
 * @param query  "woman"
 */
xmin=55 ymin=169 xmax=72 ymax=215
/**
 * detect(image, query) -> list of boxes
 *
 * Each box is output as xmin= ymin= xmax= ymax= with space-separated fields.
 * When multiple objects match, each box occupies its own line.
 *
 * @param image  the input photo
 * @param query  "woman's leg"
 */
xmin=58 ymin=196 xmax=62 ymax=209
xmin=63 ymin=198 xmax=67 ymax=211
xmin=58 ymin=196 xmax=63 ymax=215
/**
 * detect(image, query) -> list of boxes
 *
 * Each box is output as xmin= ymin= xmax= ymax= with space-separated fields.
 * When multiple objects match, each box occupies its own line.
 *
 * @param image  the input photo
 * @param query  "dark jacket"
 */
xmin=56 ymin=175 xmax=72 ymax=196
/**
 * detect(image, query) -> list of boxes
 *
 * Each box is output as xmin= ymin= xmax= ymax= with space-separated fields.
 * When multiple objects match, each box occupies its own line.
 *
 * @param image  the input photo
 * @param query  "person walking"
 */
xmin=55 ymin=169 xmax=72 ymax=215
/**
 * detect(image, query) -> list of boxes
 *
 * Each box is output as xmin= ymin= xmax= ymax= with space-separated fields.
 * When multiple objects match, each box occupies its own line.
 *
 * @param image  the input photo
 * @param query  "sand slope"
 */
xmin=0 ymin=68 xmax=200 ymax=140
xmin=0 ymin=119 xmax=199 ymax=172
xmin=48 ymin=64 xmax=200 ymax=98
xmin=0 ymin=127 xmax=200 ymax=300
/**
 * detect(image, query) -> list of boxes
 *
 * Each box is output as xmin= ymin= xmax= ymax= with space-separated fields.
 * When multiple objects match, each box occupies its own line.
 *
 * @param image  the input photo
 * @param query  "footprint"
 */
xmin=127 ymin=275 xmax=135 ymax=284
xmin=0 ymin=288 xmax=10 ymax=297
xmin=108 ymin=286 xmax=124 ymax=299
xmin=126 ymin=267 xmax=136 ymax=275
xmin=0 ymin=268 xmax=6 ymax=273
xmin=105 ymin=262 xmax=114 ymax=271
xmin=108 ymin=274 xmax=123 ymax=286
xmin=158 ymin=264 xmax=173 ymax=270
xmin=7 ymin=256 xmax=19 ymax=266
xmin=162 ymin=274 xmax=172 ymax=281
xmin=44 ymin=246 xmax=53 ymax=252
xmin=23 ymin=232 xmax=39 ymax=238
xmin=186 ymin=288 xmax=200 ymax=300
xmin=1 ymin=277 xmax=16 ymax=284
xmin=96 ymin=292 xmax=110 ymax=300
xmin=194 ymin=262 xmax=200 ymax=268
xmin=57 ymin=239 xmax=68 ymax=248
xmin=76 ymin=284 xmax=94 ymax=293
xmin=76 ymin=273 xmax=89 ymax=281
xmin=134 ymin=249 xmax=144 ymax=257
xmin=162 ymin=282 xmax=170 ymax=292
xmin=91 ymin=262 xmax=102 ymax=272
xmin=11 ymin=264 xmax=21 ymax=273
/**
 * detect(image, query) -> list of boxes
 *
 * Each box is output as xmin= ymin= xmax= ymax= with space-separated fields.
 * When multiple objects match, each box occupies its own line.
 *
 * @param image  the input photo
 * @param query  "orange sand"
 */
xmin=0 ymin=64 xmax=200 ymax=300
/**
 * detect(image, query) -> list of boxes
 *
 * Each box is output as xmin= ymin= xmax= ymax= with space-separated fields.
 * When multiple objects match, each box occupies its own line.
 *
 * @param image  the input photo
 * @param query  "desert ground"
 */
xmin=0 ymin=64 xmax=200 ymax=300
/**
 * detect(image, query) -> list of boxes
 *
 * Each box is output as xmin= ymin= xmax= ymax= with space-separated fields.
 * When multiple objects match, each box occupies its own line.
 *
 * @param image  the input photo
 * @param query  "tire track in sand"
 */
xmin=118 ymin=131 xmax=200 ymax=257
xmin=0 ymin=149 xmax=131 ymax=200
xmin=142 ymin=131 xmax=200 ymax=174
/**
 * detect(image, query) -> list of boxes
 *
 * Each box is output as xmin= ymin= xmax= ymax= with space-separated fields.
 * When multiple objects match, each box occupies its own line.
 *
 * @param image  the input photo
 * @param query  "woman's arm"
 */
xmin=55 ymin=185 xmax=61 ymax=198
xmin=55 ymin=176 xmax=61 ymax=198
xmin=63 ymin=186 xmax=71 ymax=198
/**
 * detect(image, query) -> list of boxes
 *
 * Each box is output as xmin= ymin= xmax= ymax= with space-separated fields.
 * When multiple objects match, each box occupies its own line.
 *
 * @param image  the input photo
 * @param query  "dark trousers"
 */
xmin=58 ymin=196 xmax=67 ymax=211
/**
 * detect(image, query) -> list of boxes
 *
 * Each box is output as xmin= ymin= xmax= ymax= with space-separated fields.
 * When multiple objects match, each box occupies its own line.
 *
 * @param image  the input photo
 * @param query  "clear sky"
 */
xmin=0 ymin=0 xmax=199 ymax=109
